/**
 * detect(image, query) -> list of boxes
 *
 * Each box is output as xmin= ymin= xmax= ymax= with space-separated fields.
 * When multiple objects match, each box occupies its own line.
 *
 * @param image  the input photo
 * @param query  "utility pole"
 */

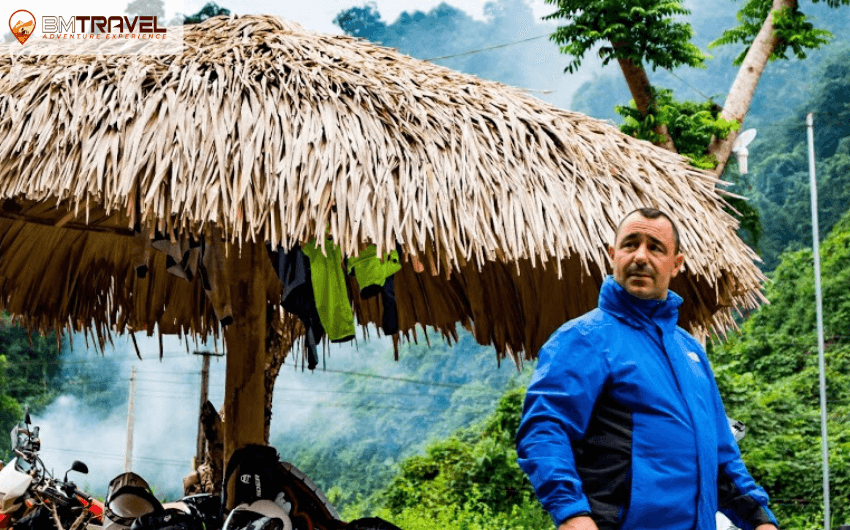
xmin=808 ymin=112 xmax=830 ymax=530
xmin=125 ymin=366 xmax=136 ymax=472
xmin=193 ymin=351 xmax=222 ymax=467
xmin=196 ymin=352 xmax=210 ymax=463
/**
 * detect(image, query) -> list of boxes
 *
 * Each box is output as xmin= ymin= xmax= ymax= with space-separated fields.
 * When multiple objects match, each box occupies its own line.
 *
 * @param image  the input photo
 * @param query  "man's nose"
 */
xmin=634 ymin=244 xmax=649 ymax=263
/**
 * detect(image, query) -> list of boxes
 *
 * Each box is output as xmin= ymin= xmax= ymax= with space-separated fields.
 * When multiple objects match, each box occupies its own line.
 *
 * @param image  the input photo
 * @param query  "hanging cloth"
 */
xmin=267 ymin=244 xmax=324 ymax=370
xmin=347 ymin=245 xmax=401 ymax=335
xmin=302 ymin=239 xmax=356 ymax=343
xmin=132 ymin=225 xmax=233 ymax=326
xmin=346 ymin=246 xmax=401 ymax=298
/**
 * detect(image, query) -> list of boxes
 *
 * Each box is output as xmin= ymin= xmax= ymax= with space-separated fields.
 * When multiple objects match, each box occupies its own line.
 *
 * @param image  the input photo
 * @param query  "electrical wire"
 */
xmin=424 ymin=33 xmax=553 ymax=62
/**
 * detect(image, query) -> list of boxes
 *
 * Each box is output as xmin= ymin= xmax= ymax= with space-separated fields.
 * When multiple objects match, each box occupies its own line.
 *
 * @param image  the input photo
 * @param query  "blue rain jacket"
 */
xmin=516 ymin=276 xmax=777 ymax=530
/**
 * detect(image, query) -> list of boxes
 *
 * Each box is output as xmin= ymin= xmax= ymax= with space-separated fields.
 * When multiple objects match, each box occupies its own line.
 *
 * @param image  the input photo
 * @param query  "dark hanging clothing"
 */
xmin=151 ymin=231 xmax=201 ymax=282
xmin=379 ymin=274 xmax=398 ymax=335
xmin=267 ymin=244 xmax=324 ymax=370
xmin=132 ymin=226 xmax=233 ymax=326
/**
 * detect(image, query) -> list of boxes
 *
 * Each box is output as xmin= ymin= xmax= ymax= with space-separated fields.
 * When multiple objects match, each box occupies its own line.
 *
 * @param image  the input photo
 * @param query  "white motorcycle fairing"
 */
xmin=0 ymin=458 xmax=32 ymax=514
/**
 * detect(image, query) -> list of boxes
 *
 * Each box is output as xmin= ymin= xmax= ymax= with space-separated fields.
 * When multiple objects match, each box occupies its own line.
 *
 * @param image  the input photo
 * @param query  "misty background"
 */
xmin=33 ymin=327 xmax=530 ymax=501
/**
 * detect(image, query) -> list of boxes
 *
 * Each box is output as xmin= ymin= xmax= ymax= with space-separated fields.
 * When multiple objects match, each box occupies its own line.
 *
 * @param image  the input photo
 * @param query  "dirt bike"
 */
xmin=0 ymin=409 xmax=104 ymax=529
xmin=103 ymin=445 xmax=401 ymax=530
xmin=219 ymin=445 xmax=401 ymax=530
xmin=102 ymin=472 xmax=221 ymax=530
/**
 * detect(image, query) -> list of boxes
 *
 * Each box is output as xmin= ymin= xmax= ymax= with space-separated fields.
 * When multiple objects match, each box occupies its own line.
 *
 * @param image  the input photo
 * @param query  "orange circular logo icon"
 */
xmin=9 ymin=10 xmax=36 ymax=45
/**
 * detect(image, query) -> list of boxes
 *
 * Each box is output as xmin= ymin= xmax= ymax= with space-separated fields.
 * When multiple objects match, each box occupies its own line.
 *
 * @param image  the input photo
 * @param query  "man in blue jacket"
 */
xmin=516 ymin=208 xmax=779 ymax=530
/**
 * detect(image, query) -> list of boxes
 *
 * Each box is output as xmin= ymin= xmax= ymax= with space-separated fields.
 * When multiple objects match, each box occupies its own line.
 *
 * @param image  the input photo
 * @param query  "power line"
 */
xmin=318 ymin=368 xmax=466 ymax=388
xmin=39 ymin=447 xmax=190 ymax=468
xmin=425 ymin=33 xmax=553 ymax=62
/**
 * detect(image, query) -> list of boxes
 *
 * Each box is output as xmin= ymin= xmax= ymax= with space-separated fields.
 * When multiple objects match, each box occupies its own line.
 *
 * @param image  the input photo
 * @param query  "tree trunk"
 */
xmin=613 ymin=43 xmax=677 ymax=152
xmin=222 ymin=242 xmax=268 ymax=490
xmin=709 ymin=0 xmax=797 ymax=176
xmin=264 ymin=334 xmax=287 ymax=444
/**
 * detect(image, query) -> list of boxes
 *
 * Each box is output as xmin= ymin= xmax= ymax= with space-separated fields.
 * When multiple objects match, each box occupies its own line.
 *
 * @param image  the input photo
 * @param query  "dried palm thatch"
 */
xmin=0 ymin=14 xmax=765 ymax=364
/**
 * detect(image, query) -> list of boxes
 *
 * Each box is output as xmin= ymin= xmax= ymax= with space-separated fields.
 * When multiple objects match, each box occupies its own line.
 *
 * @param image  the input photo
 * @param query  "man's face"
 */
xmin=608 ymin=213 xmax=685 ymax=300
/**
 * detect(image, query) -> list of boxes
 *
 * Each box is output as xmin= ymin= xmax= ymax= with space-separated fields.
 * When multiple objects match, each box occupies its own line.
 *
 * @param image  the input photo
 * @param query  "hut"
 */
xmin=0 ymin=14 xmax=765 ymax=470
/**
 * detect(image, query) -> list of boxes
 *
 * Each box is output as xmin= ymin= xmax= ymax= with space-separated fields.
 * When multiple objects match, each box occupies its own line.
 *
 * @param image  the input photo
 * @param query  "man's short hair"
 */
xmin=615 ymin=208 xmax=681 ymax=254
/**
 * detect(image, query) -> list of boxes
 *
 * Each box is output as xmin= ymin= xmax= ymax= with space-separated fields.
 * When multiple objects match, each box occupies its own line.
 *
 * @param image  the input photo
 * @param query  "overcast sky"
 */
xmin=173 ymin=0 xmax=555 ymax=34
xmin=14 ymin=0 xmax=556 ymax=35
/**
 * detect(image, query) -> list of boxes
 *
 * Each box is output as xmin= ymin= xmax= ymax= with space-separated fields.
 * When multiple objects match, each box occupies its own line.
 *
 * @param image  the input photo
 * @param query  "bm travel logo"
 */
xmin=9 ymin=10 xmax=35 ymax=44
xmin=4 ymin=5 xmax=185 ymax=56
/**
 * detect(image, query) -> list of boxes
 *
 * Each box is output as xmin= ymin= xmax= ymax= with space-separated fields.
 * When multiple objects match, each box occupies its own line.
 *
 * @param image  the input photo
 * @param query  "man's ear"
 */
xmin=671 ymin=253 xmax=685 ymax=277
xmin=607 ymin=245 xmax=615 ymax=261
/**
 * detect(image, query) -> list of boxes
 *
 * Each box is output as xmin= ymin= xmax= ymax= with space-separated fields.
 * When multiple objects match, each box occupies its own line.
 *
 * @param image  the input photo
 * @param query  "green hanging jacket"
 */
xmin=347 ymin=245 xmax=402 ymax=297
xmin=302 ymin=239 xmax=355 ymax=342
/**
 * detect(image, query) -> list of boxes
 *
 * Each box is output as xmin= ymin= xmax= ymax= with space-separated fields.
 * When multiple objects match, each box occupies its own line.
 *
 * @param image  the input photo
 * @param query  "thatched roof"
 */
xmin=0 ymin=14 xmax=765 ymax=363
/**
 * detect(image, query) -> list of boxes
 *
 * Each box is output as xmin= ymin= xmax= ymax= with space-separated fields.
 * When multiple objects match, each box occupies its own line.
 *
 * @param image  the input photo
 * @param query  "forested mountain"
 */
xmin=0 ymin=318 xmax=63 ymax=460
xmin=348 ymin=209 xmax=850 ymax=530
xmin=333 ymin=0 xmax=597 ymax=111
xmin=271 ymin=333 xmax=531 ymax=512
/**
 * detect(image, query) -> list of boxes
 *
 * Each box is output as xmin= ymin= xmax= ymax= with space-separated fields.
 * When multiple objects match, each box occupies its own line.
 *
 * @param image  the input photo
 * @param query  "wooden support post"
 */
xmin=222 ymin=241 xmax=267 ymax=503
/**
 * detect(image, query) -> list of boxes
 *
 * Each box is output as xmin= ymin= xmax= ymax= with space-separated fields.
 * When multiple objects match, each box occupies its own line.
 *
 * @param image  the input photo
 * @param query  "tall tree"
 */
xmin=544 ymin=0 xmax=848 ymax=175
xmin=125 ymin=0 xmax=165 ymax=19
xmin=183 ymin=2 xmax=231 ymax=25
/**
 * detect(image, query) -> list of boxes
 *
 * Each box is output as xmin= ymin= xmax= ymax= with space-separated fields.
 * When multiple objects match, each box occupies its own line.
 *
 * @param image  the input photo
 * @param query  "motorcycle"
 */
xmin=219 ymin=445 xmax=401 ymax=530
xmin=102 ymin=472 xmax=221 ymax=530
xmin=0 ymin=409 xmax=104 ymax=529
xmin=104 ymin=445 xmax=401 ymax=530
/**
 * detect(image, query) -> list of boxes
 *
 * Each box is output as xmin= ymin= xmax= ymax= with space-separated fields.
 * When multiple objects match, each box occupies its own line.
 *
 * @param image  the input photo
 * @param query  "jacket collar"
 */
xmin=598 ymin=275 xmax=682 ymax=331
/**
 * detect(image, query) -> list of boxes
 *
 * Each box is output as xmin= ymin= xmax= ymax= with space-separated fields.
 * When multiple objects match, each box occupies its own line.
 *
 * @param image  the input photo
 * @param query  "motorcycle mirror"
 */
xmin=65 ymin=460 xmax=89 ymax=482
xmin=23 ymin=406 xmax=30 ymax=426
xmin=71 ymin=461 xmax=88 ymax=475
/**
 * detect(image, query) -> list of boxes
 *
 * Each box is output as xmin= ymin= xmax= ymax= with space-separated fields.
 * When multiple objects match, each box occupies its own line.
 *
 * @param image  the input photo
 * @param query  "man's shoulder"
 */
xmin=547 ymin=307 xmax=617 ymax=343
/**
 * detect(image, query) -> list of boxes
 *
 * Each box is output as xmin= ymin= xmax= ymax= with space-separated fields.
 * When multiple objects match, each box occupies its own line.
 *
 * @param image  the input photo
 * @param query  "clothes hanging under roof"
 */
xmin=266 ymin=244 xmax=324 ymax=370
xmin=132 ymin=225 xmax=233 ymax=326
xmin=302 ymin=239 xmax=356 ymax=344
xmin=347 ymin=245 xmax=401 ymax=335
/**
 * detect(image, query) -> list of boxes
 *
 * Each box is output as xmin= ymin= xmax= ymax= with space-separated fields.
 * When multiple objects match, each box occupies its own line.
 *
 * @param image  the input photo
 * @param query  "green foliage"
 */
xmin=183 ymin=2 xmax=231 ymax=25
xmin=617 ymin=88 xmax=739 ymax=168
xmin=710 ymin=0 xmax=836 ymax=65
xmin=271 ymin=333 xmax=531 ymax=514
xmin=0 ymin=315 xmax=62 ymax=459
xmin=708 ymin=210 xmax=850 ymax=526
xmin=366 ymin=387 xmax=550 ymax=530
xmin=615 ymin=88 xmax=764 ymax=246
xmin=543 ymin=0 xmax=707 ymax=73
